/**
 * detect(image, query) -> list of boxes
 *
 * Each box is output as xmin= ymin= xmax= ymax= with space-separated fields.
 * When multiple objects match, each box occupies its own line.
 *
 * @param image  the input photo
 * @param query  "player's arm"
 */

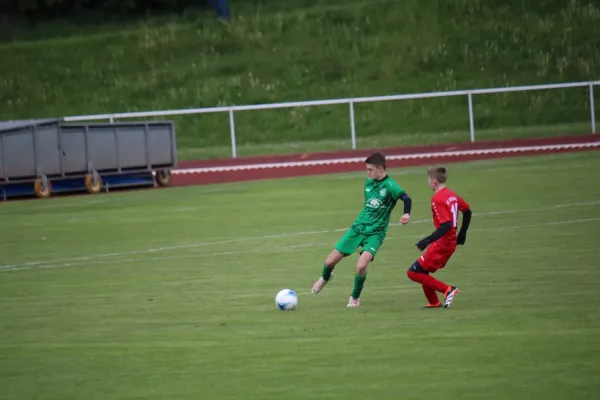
xmin=391 ymin=183 xmax=412 ymax=224
xmin=395 ymin=191 xmax=412 ymax=225
xmin=415 ymin=199 xmax=451 ymax=251
xmin=416 ymin=222 xmax=452 ymax=250
xmin=399 ymin=192 xmax=412 ymax=217
xmin=457 ymin=196 xmax=472 ymax=245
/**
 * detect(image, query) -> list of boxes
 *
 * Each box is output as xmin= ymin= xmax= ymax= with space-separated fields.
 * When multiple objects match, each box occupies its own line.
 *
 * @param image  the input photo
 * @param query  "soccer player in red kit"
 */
xmin=407 ymin=166 xmax=472 ymax=308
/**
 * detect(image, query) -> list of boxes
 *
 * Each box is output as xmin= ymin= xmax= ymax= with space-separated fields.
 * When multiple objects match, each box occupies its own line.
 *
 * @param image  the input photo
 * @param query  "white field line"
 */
xmin=1 ymin=199 xmax=599 ymax=272
xmin=483 ymin=218 xmax=600 ymax=231
xmin=1 ymin=243 xmax=318 ymax=272
xmin=1 ymin=217 xmax=597 ymax=273
xmin=172 ymin=142 xmax=600 ymax=174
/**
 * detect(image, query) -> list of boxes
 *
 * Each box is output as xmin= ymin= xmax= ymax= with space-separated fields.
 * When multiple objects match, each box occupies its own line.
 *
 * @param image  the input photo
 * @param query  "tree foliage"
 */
xmin=0 ymin=0 xmax=202 ymax=17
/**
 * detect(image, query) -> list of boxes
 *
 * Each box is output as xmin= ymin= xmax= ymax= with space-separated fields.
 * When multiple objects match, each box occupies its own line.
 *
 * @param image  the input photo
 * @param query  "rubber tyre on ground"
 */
xmin=85 ymin=173 xmax=103 ymax=194
xmin=33 ymin=177 xmax=52 ymax=198
xmin=155 ymin=169 xmax=172 ymax=187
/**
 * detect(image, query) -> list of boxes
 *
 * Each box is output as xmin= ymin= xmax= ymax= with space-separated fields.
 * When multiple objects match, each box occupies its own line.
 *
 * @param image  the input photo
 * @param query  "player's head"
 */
xmin=427 ymin=166 xmax=447 ymax=191
xmin=365 ymin=152 xmax=387 ymax=180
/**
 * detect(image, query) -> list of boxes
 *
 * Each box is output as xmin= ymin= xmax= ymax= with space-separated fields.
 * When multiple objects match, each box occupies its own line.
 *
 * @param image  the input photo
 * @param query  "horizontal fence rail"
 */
xmin=64 ymin=81 xmax=600 ymax=158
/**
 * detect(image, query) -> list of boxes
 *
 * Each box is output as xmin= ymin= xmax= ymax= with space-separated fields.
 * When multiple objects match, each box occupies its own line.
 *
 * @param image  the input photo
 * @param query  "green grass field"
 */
xmin=1 ymin=0 xmax=599 ymax=159
xmin=1 ymin=151 xmax=600 ymax=399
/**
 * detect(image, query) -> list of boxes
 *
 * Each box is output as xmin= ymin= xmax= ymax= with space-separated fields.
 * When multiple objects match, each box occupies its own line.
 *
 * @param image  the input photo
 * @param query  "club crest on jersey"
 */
xmin=367 ymin=198 xmax=382 ymax=209
xmin=380 ymin=188 xmax=387 ymax=197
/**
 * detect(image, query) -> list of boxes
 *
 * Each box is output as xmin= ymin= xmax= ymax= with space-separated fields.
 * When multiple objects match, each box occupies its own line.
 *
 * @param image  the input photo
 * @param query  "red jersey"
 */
xmin=430 ymin=187 xmax=470 ymax=249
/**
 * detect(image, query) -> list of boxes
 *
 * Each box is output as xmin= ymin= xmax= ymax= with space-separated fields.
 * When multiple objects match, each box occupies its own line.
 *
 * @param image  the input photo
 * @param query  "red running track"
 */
xmin=172 ymin=134 xmax=600 ymax=187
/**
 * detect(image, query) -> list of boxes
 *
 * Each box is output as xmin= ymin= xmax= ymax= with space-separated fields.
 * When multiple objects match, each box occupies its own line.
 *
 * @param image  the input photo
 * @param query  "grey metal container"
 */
xmin=0 ymin=118 xmax=177 ymax=197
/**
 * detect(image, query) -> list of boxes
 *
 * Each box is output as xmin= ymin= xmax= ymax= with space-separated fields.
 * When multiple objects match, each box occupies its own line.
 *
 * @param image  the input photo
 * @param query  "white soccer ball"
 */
xmin=275 ymin=289 xmax=298 ymax=311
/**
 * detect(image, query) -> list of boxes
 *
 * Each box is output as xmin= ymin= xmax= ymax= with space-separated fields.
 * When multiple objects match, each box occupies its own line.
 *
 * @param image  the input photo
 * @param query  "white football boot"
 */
xmin=311 ymin=273 xmax=333 ymax=294
xmin=347 ymin=296 xmax=360 ymax=307
xmin=443 ymin=286 xmax=460 ymax=308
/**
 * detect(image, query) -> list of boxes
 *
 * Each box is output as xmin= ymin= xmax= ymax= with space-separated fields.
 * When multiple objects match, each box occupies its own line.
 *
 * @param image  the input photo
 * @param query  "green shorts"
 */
xmin=335 ymin=228 xmax=385 ymax=259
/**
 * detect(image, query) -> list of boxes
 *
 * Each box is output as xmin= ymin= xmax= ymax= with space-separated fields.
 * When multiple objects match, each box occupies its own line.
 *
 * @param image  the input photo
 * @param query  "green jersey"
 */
xmin=351 ymin=175 xmax=405 ymax=235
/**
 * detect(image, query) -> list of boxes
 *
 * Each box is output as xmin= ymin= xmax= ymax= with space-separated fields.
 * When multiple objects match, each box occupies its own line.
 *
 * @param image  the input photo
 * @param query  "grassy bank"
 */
xmin=1 ymin=0 xmax=599 ymax=159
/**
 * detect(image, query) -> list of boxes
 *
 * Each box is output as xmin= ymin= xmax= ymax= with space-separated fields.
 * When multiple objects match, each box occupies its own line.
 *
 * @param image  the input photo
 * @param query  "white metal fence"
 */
xmin=64 ymin=80 xmax=600 ymax=158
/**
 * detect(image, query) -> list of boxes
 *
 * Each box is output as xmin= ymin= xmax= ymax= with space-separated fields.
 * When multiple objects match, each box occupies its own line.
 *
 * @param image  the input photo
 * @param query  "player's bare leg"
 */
xmin=348 ymin=251 xmax=373 ymax=307
xmin=312 ymin=249 xmax=344 ymax=294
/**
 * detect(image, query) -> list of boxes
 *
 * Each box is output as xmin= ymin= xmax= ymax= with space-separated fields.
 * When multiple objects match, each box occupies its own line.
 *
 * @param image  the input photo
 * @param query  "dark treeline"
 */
xmin=0 ymin=0 xmax=228 ymax=20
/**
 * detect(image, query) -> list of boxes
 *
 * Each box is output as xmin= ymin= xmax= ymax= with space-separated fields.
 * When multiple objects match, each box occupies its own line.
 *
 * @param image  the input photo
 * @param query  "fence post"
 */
xmin=109 ymin=117 xmax=114 ymax=124
xmin=349 ymin=101 xmax=357 ymax=150
xmin=468 ymin=92 xmax=475 ymax=142
xmin=229 ymin=109 xmax=237 ymax=158
xmin=590 ymin=83 xmax=596 ymax=134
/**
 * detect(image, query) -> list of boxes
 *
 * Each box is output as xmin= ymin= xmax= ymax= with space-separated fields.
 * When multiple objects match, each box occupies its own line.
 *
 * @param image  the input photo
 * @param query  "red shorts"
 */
xmin=419 ymin=242 xmax=455 ymax=272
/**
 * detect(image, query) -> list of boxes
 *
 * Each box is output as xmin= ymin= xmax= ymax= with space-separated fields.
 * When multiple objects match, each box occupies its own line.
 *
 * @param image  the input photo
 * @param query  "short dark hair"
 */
xmin=365 ymin=152 xmax=386 ymax=169
xmin=427 ymin=166 xmax=447 ymax=183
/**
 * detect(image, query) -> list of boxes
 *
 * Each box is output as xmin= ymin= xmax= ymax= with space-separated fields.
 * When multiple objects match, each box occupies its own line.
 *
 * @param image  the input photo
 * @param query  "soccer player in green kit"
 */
xmin=311 ymin=152 xmax=412 ymax=307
